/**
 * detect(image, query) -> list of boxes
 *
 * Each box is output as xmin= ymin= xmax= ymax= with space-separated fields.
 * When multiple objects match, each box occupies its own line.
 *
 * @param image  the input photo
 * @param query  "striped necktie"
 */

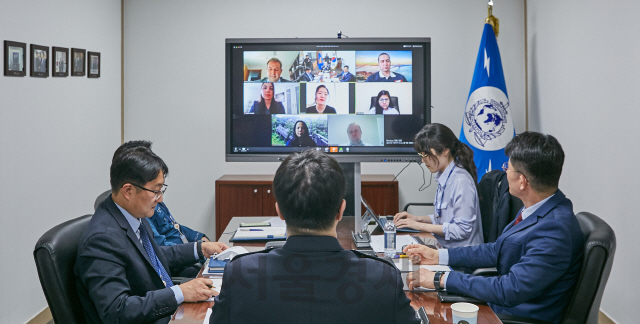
xmin=139 ymin=222 xmax=173 ymax=287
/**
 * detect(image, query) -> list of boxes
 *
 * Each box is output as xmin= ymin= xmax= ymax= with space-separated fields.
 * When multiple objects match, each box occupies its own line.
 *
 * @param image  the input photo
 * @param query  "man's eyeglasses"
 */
xmin=131 ymin=183 xmax=168 ymax=200
xmin=502 ymin=161 xmax=528 ymax=182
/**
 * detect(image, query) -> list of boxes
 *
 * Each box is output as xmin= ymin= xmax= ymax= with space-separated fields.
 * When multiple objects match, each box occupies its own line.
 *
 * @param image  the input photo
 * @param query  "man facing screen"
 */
xmin=209 ymin=150 xmax=420 ymax=323
xmin=366 ymin=52 xmax=407 ymax=82
xmin=257 ymin=57 xmax=290 ymax=83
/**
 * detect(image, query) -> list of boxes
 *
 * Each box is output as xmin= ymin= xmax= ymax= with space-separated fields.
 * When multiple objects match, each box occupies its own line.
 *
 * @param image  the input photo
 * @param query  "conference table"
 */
xmin=170 ymin=216 xmax=501 ymax=324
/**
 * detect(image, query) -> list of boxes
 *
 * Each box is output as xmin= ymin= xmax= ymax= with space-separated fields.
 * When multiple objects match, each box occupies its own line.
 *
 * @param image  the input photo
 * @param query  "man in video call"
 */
xmin=75 ymin=142 xmax=229 ymax=323
xmin=257 ymin=57 xmax=290 ymax=83
xmin=403 ymin=132 xmax=584 ymax=323
xmin=210 ymin=150 xmax=419 ymax=323
xmin=366 ymin=52 xmax=407 ymax=82
xmin=303 ymin=54 xmax=312 ymax=70
xmin=342 ymin=122 xmax=371 ymax=146
xmin=298 ymin=66 xmax=314 ymax=82
xmin=339 ymin=65 xmax=356 ymax=82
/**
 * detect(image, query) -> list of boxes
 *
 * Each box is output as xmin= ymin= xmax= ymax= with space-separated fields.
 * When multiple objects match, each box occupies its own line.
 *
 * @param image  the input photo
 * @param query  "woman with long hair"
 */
xmin=306 ymin=85 xmax=336 ymax=114
xmin=394 ymin=123 xmax=483 ymax=248
xmin=369 ymin=90 xmax=399 ymax=115
xmin=248 ymin=82 xmax=285 ymax=114
xmin=286 ymin=120 xmax=317 ymax=147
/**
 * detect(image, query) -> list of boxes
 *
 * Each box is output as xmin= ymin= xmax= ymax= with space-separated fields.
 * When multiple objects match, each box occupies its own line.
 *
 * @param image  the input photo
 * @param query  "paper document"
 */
xmin=203 ymin=308 xmax=212 ymax=324
xmin=401 ymin=272 xmax=435 ymax=291
xmin=370 ymin=235 xmax=417 ymax=253
xmin=392 ymin=259 xmax=452 ymax=272
xmin=215 ymin=246 xmax=249 ymax=260
xmin=233 ymin=226 xmax=286 ymax=240
xmin=266 ymin=217 xmax=286 ymax=227
xmin=205 ymin=278 xmax=223 ymax=300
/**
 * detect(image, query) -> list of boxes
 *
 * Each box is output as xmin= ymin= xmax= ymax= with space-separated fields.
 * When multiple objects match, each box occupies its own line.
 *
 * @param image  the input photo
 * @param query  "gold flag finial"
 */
xmin=485 ymin=3 xmax=500 ymax=37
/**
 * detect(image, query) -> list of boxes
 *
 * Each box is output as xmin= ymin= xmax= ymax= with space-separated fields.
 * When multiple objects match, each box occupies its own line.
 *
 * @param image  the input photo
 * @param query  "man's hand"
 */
xmin=403 ymin=244 xmax=439 ymax=265
xmin=201 ymin=242 xmax=229 ymax=258
xmin=406 ymin=268 xmax=436 ymax=290
xmin=179 ymin=278 xmax=215 ymax=302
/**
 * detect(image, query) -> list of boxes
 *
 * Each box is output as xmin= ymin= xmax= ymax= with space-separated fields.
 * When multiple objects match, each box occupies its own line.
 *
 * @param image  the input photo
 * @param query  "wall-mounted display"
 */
xmin=4 ymin=40 xmax=27 ymax=77
xmin=30 ymin=44 xmax=49 ymax=78
xmin=71 ymin=48 xmax=86 ymax=76
xmin=87 ymin=51 xmax=100 ymax=78
xmin=52 ymin=47 xmax=69 ymax=77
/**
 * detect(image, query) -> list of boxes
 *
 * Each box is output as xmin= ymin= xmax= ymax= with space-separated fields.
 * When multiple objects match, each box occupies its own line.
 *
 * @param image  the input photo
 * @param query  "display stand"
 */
xmin=339 ymin=162 xmax=371 ymax=248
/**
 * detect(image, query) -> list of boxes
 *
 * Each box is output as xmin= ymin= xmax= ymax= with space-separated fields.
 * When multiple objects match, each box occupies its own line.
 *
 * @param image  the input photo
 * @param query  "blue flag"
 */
xmin=460 ymin=23 xmax=515 ymax=182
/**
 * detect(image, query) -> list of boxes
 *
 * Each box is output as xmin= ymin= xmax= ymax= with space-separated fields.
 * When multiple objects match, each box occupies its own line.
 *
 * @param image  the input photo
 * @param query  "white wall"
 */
xmin=124 ymin=0 xmax=525 ymax=238
xmin=527 ymin=2 xmax=639 ymax=322
xmin=0 ymin=1 xmax=121 ymax=323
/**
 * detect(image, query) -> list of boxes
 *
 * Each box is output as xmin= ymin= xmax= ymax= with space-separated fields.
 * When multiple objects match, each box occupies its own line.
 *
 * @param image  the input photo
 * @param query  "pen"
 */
xmin=393 ymin=255 xmax=408 ymax=258
xmin=238 ymin=228 xmax=264 ymax=231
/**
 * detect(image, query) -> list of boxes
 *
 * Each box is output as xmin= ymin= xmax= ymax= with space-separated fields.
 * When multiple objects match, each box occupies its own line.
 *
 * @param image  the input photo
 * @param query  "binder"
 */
xmin=230 ymin=227 xmax=287 ymax=242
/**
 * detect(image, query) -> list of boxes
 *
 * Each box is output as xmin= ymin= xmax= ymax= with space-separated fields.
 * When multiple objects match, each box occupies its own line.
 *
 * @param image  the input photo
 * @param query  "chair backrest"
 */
xmin=94 ymin=189 xmax=111 ymax=211
xmin=478 ymin=170 xmax=523 ymax=243
xmin=562 ymin=212 xmax=616 ymax=324
xmin=34 ymin=214 xmax=92 ymax=324
xmin=369 ymin=96 xmax=399 ymax=113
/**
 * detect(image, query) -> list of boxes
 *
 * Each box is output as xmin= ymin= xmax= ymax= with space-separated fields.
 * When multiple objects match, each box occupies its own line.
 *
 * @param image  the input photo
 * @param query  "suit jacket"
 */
xmin=75 ymin=196 xmax=196 ymax=324
xmin=445 ymin=190 xmax=584 ymax=323
xmin=298 ymin=73 xmax=313 ymax=82
xmin=210 ymin=235 xmax=420 ymax=324
xmin=339 ymin=71 xmax=355 ymax=82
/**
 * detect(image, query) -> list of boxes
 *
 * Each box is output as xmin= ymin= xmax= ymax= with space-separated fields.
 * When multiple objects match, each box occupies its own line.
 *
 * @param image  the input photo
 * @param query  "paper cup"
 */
xmin=451 ymin=302 xmax=479 ymax=324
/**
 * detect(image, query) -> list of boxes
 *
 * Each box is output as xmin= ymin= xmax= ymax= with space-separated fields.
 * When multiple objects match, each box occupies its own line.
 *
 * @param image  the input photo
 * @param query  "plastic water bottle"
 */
xmin=384 ymin=219 xmax=397 ymax=257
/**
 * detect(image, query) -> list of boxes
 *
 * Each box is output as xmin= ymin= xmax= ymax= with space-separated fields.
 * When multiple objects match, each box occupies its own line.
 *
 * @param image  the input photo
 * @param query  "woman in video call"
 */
xmin=369 ymin=90 xmax=399 ymax=115
xmin=248 ymin=82 xmax=285 ymax=114
xmin=306 ymin=85 xmax=336 ymax=114
xmin=286 ymin=121 xmax=317 ymax=147
xmin=394 ymin=123 xmax=483 ymax=248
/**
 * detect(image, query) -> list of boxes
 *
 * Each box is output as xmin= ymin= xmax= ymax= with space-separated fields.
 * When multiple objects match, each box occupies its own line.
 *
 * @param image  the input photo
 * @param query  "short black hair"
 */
xmin=112 ymin=140 xmax=152 ymax=163
xmin=504 ymin=131 xmax=564 ymax=192
xmin=272 ymin=150 xmax=346 ymax=232
xmin=343 ymin=65 xmax=349 ymax=69
xmin=110 ymin=144 xmax=168 ymax=194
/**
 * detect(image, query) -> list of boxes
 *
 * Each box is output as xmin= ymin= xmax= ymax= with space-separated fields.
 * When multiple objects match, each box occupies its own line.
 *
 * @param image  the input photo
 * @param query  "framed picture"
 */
xmin=4 ymin=40 xmax=27 ymax=77
xmin=87 ymin=51 xmax=100 ymax=78
xmin=71 ymin=48 xmax=86 ymax=76
xmin=30 ymin=44 xmax=49 ymax=78
xmin=52 ymin=47 xmax=69 ymax=77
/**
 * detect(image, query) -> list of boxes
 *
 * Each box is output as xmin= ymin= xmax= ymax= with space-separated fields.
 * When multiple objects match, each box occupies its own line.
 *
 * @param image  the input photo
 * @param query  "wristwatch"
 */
xmin=196 ymin=240 xmax=204 ymax=260
xmin=433 ymin=271 xmax=445 ymax=291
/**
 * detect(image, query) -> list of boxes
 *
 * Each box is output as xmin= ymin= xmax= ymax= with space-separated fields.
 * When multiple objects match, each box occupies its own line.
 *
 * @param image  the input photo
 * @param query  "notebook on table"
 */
xmin=230 ymin=226 xmax=287 ymax=242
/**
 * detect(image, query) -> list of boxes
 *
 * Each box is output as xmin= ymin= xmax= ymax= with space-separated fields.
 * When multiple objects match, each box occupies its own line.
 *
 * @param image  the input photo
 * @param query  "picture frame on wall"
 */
xmin=71 ymin=48 xmax=86 ymax=76
xmin=4 ymin=40 xmax=27 ymax=77
xmin=30 ymin=44 xmax=49 ymax=78
xmin=52 ymin=47 xmax=69 ymax=77
xmin=87 ymin=51 xmax=100 ymax=78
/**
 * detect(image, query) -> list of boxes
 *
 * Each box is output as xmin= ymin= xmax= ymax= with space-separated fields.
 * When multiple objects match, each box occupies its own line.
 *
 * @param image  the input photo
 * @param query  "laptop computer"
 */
xmin=361 ymin=195 xmax=421 ymax=233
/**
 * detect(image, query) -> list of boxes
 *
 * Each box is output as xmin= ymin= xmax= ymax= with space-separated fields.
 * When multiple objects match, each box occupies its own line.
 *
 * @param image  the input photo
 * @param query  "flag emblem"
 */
xmin=464 ymin=86 xmax=510 ymax=149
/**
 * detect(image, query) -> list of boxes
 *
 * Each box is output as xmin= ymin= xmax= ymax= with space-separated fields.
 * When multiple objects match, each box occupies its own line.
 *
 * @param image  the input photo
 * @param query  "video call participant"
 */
xmin=257 ymin=57 xmax=290 ymax=83
xmin=286 ymin=121 xmax=317 ymax=147
xmin=303 ymin=54 xmax=312 ymax=70
xmin=339 ymin=65 xmax=356 ymax=82
xmin=369 ymin=90 xmax=400 ymax=115
xmin=248 ymin=82 xmax=285 ymax=114
xmin=306 ymin=85 xmax=336 ymax=114
xmin=209 ymin=150 xmax=420 ymax=323
xmin=342 ymin=123 xmax=371 ymax=146
xmin=111 ymin=141 xmax=210 ymax=279
xmin=394 ymin=123 xmax=483 ymax=248
xmin=298 ymin=66 xmax=314 ymax=82
xmin=75 ymin=143 xmax=229 ymax=324
xmin=404 ymin=132 xmax=584 ymax=323
xmin=365 ymin=53 xmax=407 ymax=82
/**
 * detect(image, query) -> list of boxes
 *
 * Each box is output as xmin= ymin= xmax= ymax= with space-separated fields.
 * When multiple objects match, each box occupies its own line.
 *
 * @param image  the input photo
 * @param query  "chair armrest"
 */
xmin=403 ymin=202 xmax=434 ymax=212
xmin=471 ymin=267 xmax=498 ymax=276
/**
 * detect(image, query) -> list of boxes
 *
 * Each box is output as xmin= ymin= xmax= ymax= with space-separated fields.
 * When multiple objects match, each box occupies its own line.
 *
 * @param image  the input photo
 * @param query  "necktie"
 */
xmin=514 ymin=212 xmax=523 ymax=226
xmin=139 ymin=222 xmax=174 ymax=287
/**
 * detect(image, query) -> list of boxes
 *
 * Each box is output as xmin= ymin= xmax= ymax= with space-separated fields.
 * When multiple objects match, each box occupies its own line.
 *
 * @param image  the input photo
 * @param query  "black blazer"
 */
xmin=210 ymin=235 xmax=420 ymax=323
xmin=306 ymin=105 xmax=336 ymax=114
xmin=74 ymin=196 xmax=196 ymax=324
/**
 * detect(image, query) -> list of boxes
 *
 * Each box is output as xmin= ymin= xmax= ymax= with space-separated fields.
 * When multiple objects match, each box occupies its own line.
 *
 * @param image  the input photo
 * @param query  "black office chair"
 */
xmin=493 ymin=211 xmax=616 ymax=324
xmin=34 ymin=215 xmax=91 ymax=324
xmin=369 ymin=96 xmax=399 ymax=113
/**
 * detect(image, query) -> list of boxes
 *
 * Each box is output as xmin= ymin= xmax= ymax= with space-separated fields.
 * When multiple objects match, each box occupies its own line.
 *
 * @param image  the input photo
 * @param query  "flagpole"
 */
xmin=524 ymin=0 xmax=529 ymax=131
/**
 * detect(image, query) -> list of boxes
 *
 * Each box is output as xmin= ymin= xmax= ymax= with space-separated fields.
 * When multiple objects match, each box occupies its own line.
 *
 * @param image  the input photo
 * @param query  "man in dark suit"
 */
xmin=75 ymin=142 xmax=229 ymax=324
xmin=257 ymin=57 xmax=290 ymax=83
xmin=303 ymin=54 xmax=312 ymax=70
xmin=339 ymin=65 xmax=355 ymax=82
xmin=210 ymin=150 xmax=420 ymax=323
xmin=404 ymin=132 xmax=584 ymax=323
xmin=298 ymin=66 xmax=314 ymax=82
